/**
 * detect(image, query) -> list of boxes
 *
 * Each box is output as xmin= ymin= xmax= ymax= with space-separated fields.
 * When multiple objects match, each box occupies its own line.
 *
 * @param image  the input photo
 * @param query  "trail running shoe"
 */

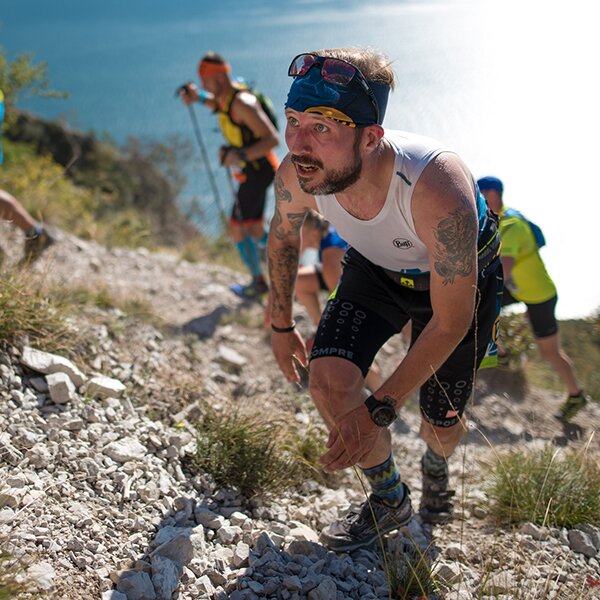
xmin=554 ymin=392 xmax=588 ymax=422
xmin=419 ymin=459 xmax=455 ymax=525
xmin=320 ymin=485 xmax=412 ymax=552
xmin=230 ymin=278 xmax=269 ymax=301
xmin=22 ymin=227 xmax=54 ymax=264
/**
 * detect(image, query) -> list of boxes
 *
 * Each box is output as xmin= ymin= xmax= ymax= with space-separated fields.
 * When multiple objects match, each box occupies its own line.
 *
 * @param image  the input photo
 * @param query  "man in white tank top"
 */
xmin=267 ymin=48 xmax=502 ymax=551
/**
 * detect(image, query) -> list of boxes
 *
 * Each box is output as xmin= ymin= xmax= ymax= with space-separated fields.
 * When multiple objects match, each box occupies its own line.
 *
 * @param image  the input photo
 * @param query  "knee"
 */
xmin=229 ymin=227 xmax=241 ymax=242
xmin=309 ymin=359 xmax=363 ymax=423
xmin=249 ymin=224 xmax=265 ymax=239
xmin=309 ymin=360 xmax=352 ymax=402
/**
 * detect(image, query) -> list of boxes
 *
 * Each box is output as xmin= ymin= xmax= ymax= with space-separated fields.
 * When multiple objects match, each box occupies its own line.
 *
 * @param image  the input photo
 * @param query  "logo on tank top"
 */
xmin=393 ymin=238 xmax=414 ymax=249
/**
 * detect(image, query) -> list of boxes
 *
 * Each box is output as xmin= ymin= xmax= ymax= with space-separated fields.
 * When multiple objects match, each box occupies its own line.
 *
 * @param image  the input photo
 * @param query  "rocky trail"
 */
xmin=1 ymin=225 xmax=599 ymax=600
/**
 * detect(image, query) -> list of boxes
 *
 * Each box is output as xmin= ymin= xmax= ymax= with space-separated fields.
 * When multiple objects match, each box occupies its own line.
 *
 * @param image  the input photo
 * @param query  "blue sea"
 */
xmin=1 ymin=0 xmax=598 ymax=317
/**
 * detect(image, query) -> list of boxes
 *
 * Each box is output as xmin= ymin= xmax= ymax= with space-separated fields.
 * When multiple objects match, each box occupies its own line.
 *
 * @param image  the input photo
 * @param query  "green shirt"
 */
xmin=499 ymin=208 xmax=556 ymax=304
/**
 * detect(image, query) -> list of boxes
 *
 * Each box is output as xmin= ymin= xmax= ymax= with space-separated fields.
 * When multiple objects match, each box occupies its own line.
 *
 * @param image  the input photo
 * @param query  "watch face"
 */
xmin=371 ymin=404 xmax=396 ymax=427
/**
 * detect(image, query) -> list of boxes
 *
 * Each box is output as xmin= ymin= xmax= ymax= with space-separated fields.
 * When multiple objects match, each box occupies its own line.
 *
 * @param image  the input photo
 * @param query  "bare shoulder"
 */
xmin=231 ymin=89 xmax=265 ymax=122
xmin=414 ymin=152 xmax=476 ymax=212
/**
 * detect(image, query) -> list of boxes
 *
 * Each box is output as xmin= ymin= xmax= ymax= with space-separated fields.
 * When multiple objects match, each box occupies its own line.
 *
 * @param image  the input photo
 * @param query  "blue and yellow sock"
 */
xmin=421 ymin=447 xmax=448 ymax=478
xmin=361 ymin=454 xmax=405 ymax=507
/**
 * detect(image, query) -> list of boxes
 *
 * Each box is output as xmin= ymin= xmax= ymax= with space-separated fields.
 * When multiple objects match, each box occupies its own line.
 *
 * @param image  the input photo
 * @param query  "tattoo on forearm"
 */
xmin=287 ymin=211 xmax=306 ymax=235
xmin=268 ymin=246 xmax=300 ymax=318
xmin=432 ymin=198 xmax=477 ymax=285
xmin=272 ymin=174 xmax=292 ymax=240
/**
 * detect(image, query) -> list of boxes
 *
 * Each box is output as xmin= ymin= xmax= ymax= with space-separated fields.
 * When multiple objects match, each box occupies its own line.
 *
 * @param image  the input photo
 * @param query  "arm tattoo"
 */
xmin=268 ymin=172 xmax=306 ymax=318
xmin=287 ymin=211 xmax=306 ymax=235
xmin=272 ymin=174 xmax=292 ymax=240
xmin=268 ymin=246 xmax=300 ymax=318
xmin=432 ymin=197 xmax=477 ymax=285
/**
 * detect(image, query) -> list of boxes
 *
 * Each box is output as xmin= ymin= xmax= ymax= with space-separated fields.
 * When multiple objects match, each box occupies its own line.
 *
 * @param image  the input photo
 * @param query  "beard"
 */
xmin=292 ymin=130 xmax=363 ymax=195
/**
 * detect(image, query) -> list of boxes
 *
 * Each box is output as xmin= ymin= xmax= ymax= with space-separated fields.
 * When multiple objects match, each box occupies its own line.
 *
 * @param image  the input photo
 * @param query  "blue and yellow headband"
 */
xmin=285 ymin=64 xmax=390 ymax=128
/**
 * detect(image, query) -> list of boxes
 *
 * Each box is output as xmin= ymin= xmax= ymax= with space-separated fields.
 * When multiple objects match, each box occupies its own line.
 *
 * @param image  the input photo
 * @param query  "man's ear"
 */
xmin=363 ymin=124 xmax=385 ymax=152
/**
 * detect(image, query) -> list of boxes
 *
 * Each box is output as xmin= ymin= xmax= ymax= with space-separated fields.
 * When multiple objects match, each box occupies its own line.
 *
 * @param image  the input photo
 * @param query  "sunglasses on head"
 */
xmin=287 ymin=53 xmax=380 ymax=125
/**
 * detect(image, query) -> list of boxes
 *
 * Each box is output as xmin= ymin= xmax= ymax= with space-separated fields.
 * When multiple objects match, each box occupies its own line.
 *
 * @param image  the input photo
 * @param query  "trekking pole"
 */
xmin=176 ymin=87 xmax=228 ymax=228
xmin=188 ymin=104 xmax=228 ymax=227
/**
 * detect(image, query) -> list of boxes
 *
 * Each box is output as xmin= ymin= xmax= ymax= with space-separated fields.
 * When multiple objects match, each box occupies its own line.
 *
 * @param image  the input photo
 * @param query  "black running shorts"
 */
xmin=310 ymin=248 xmax=503 ymax=428
xmin=232 ymin=158 xmax=275 ymax=224
xmin=502 ymin=290 xmax=559 ymax=338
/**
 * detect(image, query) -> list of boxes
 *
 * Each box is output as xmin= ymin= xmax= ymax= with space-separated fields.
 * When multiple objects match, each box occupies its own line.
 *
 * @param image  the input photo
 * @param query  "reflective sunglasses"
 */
xmin=287 ymin=53 xmax=380 ymax=125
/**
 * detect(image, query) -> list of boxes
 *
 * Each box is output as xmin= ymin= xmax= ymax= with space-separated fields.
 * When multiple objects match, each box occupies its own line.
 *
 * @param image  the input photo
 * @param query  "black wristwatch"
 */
xmin=364 ymin=394 xmax=397 ymax=427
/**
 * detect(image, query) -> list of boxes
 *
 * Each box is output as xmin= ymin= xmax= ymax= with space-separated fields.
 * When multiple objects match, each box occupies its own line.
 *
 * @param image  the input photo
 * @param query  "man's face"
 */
xmin=200 ymin=74 xmax=222 ymax=96
xmin=481 ymin=189 xmax=503 ymax=214
xmin=285 ymin=109 xmax=363 ymax=195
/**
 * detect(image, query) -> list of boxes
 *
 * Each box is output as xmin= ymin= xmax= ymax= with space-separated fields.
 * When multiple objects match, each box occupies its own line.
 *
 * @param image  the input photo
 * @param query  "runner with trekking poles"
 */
xmin=178 ymin=52 xmax=279 ymax=300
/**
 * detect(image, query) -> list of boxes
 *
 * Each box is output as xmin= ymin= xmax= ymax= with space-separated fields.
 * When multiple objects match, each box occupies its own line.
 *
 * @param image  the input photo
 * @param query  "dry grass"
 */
xmin=485 ymin=444 xmax=600 ymax=528
xmin=185 ymin=402 xmax=325 ymax=498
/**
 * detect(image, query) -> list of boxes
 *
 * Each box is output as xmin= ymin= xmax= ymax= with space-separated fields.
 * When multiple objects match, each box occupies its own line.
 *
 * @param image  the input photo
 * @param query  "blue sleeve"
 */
xmin=320 ymin=226 xmax=347 ymax=252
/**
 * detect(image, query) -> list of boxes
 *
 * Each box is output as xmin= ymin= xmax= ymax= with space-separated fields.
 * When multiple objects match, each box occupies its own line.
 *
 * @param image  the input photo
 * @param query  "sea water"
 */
xmin=1 ymin=0 xmax=598 ymax=317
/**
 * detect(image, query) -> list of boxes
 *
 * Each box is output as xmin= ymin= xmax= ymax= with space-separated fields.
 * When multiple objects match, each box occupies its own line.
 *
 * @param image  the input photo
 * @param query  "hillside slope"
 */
xmin=1 ymin=226 xmax=599 ymax=600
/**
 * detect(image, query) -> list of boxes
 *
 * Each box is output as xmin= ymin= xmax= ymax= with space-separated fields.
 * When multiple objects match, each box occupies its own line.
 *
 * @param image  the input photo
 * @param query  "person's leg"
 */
xmin=229 ymin=210 xmax=265 ymax=295
xmin=415 ymin=266 xmax=503 ymax=523
xmin=229 ymin=220 xmax=261 ymax=277
xmin=309 ymin=251 xmax=413 ymax=551
xmin=231 ymin=167 xmax=271 ymax=294
xmin=536 ymin=334 xmax=580 ymax=395
xmin=526 ymin=297 xmax=580 ymax=395
xmin=525 ymin=296 xmax=588 ymax=420
xmin=0 ymin=188 xmax=37 ymax=231
xmin=311 ymin=335 xmax=412 ymax=551
xmin=246 ymin=220 xmax=266 ymax=244
xmin=1 ymin=189 xmax=55 ymax=263
xmin=295 ymin=266 xmax=323 ymax=326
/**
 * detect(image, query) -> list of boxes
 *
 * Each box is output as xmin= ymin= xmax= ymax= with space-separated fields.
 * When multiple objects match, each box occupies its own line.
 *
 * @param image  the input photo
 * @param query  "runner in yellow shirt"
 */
xmin=478 ymin=176 xmax=588 ymax=421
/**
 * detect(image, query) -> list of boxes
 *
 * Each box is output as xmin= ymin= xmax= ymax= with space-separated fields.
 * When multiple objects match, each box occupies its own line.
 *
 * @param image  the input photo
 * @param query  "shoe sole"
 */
xmin=320 ymin=520 xmax=412 ymax=552
xmin=320 ymin=506 xmax=413 ymax=552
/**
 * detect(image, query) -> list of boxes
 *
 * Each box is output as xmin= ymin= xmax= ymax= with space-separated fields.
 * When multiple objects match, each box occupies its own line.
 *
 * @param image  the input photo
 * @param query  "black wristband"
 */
xmin=271 ymin=321 xmax=296 ymax=333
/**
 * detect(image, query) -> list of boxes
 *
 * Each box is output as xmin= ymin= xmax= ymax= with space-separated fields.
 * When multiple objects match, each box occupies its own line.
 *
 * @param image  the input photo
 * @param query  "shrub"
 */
xmin=186 ymin=404 xmax=323 ymax=497
xmin=0 ymin=268 xmax=73 ymax=354
xmin=0 ymin=550 xmax=32 ymax=599
xmin=384 ymin=543 xmax=440 ymax=600
xmin=497 ymin=310 xmax=536 ymax=369
xmin=486 ymin=445 xmax=600 ymax=528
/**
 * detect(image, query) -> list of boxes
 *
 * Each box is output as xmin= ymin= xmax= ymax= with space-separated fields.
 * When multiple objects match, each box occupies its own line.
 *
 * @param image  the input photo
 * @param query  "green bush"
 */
xmin=0 ymin=268 xmax=73 ymax=354
xmin=486 ymin=445 xmax=600 ymax=528
xmin=0 ymin=551 xmax=32 ymax=599
xmin=186 ymin=404 xmax=322 ymax=498
xmin=0 ymin=46 xmax=67 ymax=113
xmin=498 ymin=311 xmax=536 ymax=369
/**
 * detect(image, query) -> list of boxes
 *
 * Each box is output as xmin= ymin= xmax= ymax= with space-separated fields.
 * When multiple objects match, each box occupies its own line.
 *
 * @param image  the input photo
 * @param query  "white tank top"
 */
xmin=314 ymin=130 xmax=448 ymax=273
